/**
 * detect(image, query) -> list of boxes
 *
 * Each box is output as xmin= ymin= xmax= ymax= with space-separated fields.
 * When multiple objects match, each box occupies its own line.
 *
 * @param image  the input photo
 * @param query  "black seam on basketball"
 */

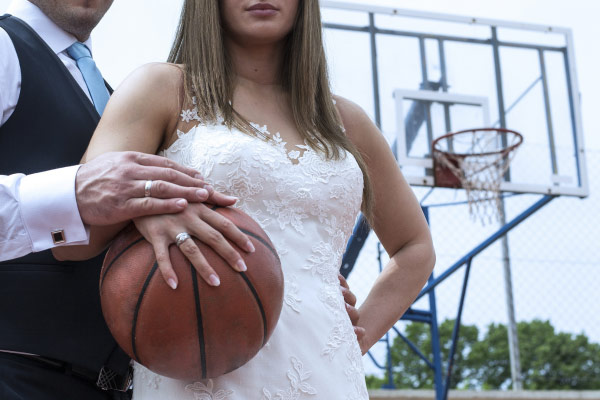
xmin=239 ymin=272 xmax=268 ymax=346
xmin=237 ymin=228 xmax=278 ymax=260
xmin=190 ymin=264 xmax=207 ymax=379
xmin=131 ymin=261 xmax=159 ymax=364
xmin=101 ymin=237 xmax=145 ymax=287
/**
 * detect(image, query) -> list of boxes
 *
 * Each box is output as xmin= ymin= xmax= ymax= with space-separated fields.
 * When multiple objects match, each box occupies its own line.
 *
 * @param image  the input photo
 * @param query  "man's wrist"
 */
xmin=19 ymin=165 xmax=90 ymax=251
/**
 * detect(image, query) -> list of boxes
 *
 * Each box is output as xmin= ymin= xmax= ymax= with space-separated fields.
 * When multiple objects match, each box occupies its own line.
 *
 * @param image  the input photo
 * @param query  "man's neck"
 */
xmin=7 ymin=0 xmax=85 ymax=54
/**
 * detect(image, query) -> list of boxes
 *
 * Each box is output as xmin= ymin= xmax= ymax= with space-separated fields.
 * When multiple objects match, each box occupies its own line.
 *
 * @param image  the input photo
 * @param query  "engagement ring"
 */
xmin=175 ymin=232 xmax=191 ymax=247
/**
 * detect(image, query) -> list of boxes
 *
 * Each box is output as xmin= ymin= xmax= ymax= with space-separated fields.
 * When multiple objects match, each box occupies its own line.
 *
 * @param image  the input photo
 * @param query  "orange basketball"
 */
xmin=99 ymin=207 xmax=283 ymax=380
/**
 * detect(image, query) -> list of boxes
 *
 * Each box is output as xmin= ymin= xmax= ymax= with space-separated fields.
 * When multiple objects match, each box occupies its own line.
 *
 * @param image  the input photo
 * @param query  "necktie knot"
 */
xmin=65 ymin=42 xmax=109 ymax=115
xmin=67 ymin=42 xmax=92 ymax=61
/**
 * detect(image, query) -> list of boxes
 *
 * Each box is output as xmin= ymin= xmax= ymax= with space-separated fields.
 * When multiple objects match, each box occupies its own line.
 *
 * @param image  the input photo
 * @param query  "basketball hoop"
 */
xmin=432 ymin=128 xmax=523 ymax=224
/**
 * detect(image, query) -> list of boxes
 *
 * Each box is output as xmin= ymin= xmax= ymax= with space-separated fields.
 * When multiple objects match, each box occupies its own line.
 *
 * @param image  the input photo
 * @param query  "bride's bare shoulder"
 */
xmin=116 ymin=62 xmax=184 ymax=99
xmin=104 ymin=63 xmax=185 ymax=128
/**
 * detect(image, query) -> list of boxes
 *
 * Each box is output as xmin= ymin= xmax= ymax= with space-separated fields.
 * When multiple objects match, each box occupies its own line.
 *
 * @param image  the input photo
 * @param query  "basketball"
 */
xmin=99 ymin=207 xmax=284 ymax=381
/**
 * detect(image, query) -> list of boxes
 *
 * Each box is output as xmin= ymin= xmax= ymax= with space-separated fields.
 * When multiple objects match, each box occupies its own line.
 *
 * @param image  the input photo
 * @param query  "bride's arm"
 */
xmin=53 ymin=63 xmax=254 ymax=289
xmin=84 ymin=63 xmax=182 ymax=161
xmin=52 ymin=64 xmax=250 ymax=290
xmin=52 ymin=63 xmax=182 ymax=260
xmin=335 ymin=96 xmax=436 ymax=354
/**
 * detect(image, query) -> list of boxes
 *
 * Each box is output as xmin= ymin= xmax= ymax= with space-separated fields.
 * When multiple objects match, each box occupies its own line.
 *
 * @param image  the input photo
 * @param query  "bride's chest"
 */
xmin=163 ymin=125 xmax=363 ymax=217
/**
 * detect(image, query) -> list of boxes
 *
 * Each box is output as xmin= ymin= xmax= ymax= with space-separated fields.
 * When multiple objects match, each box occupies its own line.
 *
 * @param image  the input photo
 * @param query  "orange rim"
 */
xmin=432 ymin=128 xmax=523 ymax=158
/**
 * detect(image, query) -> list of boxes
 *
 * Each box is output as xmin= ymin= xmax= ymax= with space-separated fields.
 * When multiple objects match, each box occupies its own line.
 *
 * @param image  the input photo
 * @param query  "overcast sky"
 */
xmin=1 ymin=0 xmax=597 ymax=149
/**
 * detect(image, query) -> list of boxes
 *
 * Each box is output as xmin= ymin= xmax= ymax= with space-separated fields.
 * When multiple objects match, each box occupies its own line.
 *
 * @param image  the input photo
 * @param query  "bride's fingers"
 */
xmin=199 ymin=207 xmax=256 ymax=254
xmin=346 ymin=302 xmax=360 ymax=326
xmin=189 ymin=219 xmax=247 ymax=273
xmin=341 ymin=286 xmax=357 ymax=308
xmin=177 ymin=236 xmax=221 ymax=287
xmin=152 ymin=239 xmax=179 ymax=290
xmin=338 ymin=273 xmax=350 ymax=290
xmin=354 ymin=326 xmax=366 ymax=342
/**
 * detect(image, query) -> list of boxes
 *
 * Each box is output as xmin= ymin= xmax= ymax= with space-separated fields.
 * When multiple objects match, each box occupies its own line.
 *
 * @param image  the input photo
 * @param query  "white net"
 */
xmin=432 ymin=129 xmax=523 ymax=225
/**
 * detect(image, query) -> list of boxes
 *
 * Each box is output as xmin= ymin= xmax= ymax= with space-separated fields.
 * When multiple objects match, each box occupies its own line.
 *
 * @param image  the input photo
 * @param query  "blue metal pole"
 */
xmin=417 ymin=195 xmax=555 ymax=301
xmin=396 ymin=332 xmax=435 ymax=369
xmin=421 ymin=206 xmax=444 ymax=400
xmin=429 ymin=272 xmax=444 ymax=400
xmin=384 ymin=331 xmax=395 ymax=389
xmin=367 ymin=351 xmax=386 ymax=369
xmin=340 ymin=214 xmax=370 ymax=278
xmin=444 ymin=259 xmax=473 ymax=399
xmin=401 ymin=308 xmax=433 ymax=323
xmin=374 ymin=242 xmax=396 ymax=389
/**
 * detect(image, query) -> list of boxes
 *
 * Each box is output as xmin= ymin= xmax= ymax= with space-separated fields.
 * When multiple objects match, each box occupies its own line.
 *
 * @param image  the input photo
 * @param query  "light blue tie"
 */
xmin=66 ymin=42 xmax=110 ymax=115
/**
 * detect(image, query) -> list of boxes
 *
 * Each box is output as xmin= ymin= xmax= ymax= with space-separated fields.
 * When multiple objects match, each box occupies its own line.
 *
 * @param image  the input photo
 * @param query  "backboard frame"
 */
xmin=395 ymin=89 xmax=491 ymax=187
xmin=321 ymin=0 xmax=589 ymax=198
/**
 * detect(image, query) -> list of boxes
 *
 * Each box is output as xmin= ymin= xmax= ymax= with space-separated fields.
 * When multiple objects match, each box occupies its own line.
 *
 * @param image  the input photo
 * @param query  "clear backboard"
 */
xmin=321 ymin=1 xmax=588 ymax=197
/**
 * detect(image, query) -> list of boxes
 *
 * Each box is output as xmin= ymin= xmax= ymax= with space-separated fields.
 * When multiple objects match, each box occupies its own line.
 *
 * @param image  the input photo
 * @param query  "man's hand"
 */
xmin=133 ymin=203 xmax=255 ymax=289
xmin=339 ymin=273 xmax=366 ymax=343
xmin=76 ymin=152 xmax=236 ymax=225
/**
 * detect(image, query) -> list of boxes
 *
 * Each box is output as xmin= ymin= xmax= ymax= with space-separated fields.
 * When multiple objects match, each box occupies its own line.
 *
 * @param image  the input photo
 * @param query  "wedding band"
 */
xmin=175 ymin=232 xmax=192 ymax=247
xmin=144 ymin=180 xmax=153 ymax=197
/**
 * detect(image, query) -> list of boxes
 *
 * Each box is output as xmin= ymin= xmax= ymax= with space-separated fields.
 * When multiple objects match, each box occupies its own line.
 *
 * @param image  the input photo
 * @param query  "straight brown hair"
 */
xmin=168 ymin=0 xmax=374 ymax=219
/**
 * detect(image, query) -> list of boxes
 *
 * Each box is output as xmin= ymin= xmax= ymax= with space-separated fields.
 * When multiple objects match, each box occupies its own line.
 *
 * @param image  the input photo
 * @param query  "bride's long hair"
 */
xmin=168 ymin=0 xmax=374 ymax=218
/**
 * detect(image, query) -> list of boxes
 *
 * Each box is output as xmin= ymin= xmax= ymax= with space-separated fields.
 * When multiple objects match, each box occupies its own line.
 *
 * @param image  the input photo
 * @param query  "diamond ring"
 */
xmin=175 ymin=232 xmax=192 ymax=247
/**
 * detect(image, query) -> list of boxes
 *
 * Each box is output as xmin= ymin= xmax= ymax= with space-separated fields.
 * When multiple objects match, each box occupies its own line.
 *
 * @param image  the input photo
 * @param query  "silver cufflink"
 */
xmin=51 ymin=230 xmax=66 ymax=245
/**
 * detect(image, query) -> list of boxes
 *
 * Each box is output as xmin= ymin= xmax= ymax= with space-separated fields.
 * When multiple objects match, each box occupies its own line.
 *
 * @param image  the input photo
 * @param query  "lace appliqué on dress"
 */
xmin=262 ymin=357 xmax=317 ymax=400
xmin=134 ymin=363 xmax=162 ymax=390
xmin=301 ymin=176 xmax=367 ymax=400
xmin=263 ymin=182 xmax=310 ymax=234
xmin=344 ymin=344 xmax=370 ymax=400
xmin=284 ymin=274 xmax=302 ymax=313
xmin=186 ymin=380 xmax=234 ymax=400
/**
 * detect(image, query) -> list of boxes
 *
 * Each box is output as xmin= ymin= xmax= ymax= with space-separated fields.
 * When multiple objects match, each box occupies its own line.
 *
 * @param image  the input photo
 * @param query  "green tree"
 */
xmin=365 ymin=374 xmax=386 ymax=389
xmin=366 ymin=319 xmax=600 ymax=390
xmin=468 ymin=320 xmax=600 ymax=389
xmin=465 ymin=322 xmax=511 ymax=389
xmin=365 ymin=319 xmax=479 ymax=389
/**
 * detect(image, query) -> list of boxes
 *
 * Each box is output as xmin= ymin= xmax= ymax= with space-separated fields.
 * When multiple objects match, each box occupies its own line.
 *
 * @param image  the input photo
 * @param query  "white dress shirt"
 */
xmin=0 ymin=0 xmax=96 ymax=261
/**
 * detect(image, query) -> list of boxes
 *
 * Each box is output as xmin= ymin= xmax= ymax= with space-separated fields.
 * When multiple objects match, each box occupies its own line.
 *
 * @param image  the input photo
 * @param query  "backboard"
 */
xmin=321 ymin=1 xmax=588 ymax=197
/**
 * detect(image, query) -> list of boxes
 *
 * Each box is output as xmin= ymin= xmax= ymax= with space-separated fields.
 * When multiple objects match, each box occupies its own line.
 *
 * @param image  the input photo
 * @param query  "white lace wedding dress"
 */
xmin=132 ymin=106 xmax=369 ymax=400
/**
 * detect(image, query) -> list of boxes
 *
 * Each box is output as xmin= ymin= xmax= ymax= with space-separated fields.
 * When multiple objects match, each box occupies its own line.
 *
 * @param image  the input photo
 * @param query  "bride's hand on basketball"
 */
xmin=133 ymin=202 xmax=255 ymax=289
xmin=338 ymin=273 xmax=366 ymax=343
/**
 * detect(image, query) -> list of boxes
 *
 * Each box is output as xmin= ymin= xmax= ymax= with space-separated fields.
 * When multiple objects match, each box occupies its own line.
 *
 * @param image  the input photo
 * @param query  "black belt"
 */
xmin=16 ymin=353 xmax=132 ymax=394
xmin=19 ymin=353 xmax=99 ymax=381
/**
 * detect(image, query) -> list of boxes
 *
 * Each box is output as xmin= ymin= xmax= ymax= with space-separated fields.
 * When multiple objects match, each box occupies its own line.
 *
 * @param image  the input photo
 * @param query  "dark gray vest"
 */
xmin=0 ymin=15 xmax=128 ymax=374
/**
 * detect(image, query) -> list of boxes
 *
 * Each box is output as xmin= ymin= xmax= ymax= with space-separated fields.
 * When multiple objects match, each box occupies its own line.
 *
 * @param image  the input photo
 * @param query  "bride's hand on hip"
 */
xmin=133 ymin=201 xmax=256 ymax=289
xmin=338 ymin=273 xmax=366 ymax=344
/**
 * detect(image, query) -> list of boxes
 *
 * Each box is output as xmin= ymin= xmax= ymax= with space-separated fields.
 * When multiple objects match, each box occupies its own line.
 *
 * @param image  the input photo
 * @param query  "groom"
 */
xmin=0 ymin=0 xmax=245 ymax=399
xmin=0 ymin=1 xmax=365 ymax=399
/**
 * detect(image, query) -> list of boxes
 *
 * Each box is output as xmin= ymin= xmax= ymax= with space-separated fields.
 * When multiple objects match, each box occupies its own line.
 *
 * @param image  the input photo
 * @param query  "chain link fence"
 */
xmin=349 ymin=148 xmax=600 ymax=389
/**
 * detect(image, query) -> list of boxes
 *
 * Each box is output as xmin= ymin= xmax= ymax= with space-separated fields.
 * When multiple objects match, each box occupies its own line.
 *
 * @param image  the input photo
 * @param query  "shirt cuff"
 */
xmin=19 ymin=165 xmax=90 ymax=252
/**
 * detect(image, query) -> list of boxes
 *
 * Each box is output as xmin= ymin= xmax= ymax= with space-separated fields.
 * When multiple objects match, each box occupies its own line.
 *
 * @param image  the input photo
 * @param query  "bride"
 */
xmin=56 ymin=0 xmax=435 ymax=398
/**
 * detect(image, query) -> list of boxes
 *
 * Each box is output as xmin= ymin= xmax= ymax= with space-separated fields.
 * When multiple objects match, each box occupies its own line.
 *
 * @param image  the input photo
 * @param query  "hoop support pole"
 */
xmin=416 ymin=195 xmax=555 ymax=301
xmin=444 ymin=259 xmax=473 ymax=398
xmin=368 ymin=12 xmax=382 ymax=128
xmin=396 ymin=331 xmax=436 ymax=369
